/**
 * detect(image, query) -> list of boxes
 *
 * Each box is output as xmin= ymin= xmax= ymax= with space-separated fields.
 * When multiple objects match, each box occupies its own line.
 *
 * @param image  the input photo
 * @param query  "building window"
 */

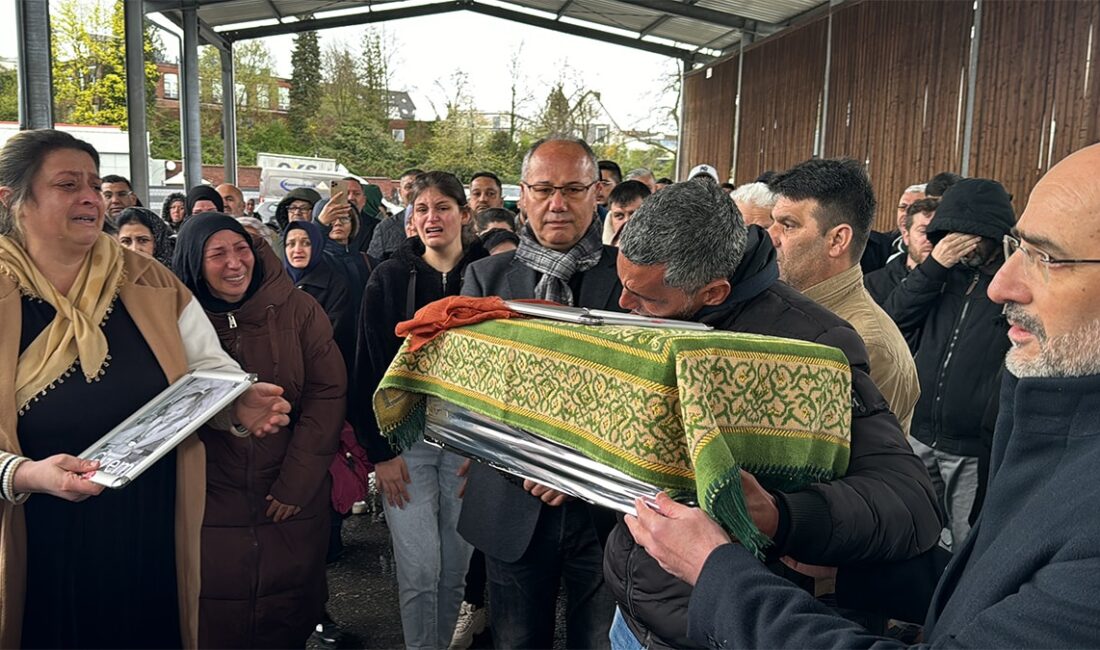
xmin=392 ymin=129 xmax=406 ymax=143
xmin=235 ymin=82 xmax=247 ymax=107
xmin=163 ymin=72 xmax=178 ymax=100
xmin=256 ymin=85 xmax=269 ymax=108
xmin=212 ymin=82 xmax=222 ymax=104
xmin=278 ymin=86 xmax=290 ymax=111
xmin=594 ymin=125 xmax=609 ymax=142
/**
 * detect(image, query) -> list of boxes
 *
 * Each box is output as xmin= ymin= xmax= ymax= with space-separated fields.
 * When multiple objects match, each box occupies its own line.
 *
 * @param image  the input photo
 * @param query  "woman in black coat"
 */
xmin=283 ymin=220 xmax=352 ymax=364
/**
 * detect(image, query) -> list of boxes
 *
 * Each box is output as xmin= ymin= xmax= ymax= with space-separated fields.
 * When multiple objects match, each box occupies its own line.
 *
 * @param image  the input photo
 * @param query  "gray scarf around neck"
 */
xmin=515 ymin=220 xmax=604 ymax=306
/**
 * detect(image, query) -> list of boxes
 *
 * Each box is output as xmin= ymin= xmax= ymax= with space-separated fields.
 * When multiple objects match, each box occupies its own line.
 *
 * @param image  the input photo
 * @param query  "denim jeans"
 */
xmin=610 ymin=607 xmax=647 ymax=650
xmin=383 ymin=441 xmax=474 ymax=650
xmin=486 ymin=500 xmax=614 ymax=649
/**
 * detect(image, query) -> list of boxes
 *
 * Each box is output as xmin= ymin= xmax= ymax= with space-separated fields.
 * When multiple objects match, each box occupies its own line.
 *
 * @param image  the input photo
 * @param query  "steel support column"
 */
xmin=15 ymin=0 xmax=54 ymax=129
xmin=730 ymin=35 xmax=749 ymax=183
xmin=181 ymin=8 xmax=204 ymax=189
xmin=124 ymin=0 xmax=150 ymax=203
xmin=960 ymin=0 xmax=982 ymax=176
xmin=220 ymin=46 xmax=237 ymax=185
xmin=675 ymin=59 xmax=688 ymax=180
xmin=816 ymin=4 xmax=837 ymax=158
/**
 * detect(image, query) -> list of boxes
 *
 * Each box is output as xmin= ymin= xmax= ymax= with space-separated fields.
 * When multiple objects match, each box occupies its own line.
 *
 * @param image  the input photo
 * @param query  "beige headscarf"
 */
xmin=0 ymin=233 xmax=125 ymax=411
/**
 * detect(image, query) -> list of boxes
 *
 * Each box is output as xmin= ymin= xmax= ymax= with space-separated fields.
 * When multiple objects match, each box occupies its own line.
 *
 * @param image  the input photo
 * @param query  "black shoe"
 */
xmin=312 ymin=620 xmax=348 ymax=649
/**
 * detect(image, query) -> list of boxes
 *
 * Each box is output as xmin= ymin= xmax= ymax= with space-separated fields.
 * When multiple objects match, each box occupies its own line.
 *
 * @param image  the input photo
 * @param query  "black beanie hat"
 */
xmin=185 ymin=185 xmax=225 ymax=216
xmin=926 ymin=178 xmax=1015 ymax=244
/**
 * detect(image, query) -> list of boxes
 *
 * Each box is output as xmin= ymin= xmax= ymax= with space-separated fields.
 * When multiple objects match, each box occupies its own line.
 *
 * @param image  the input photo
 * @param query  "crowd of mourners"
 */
xmin=1 ymin=126 xmax=1099 ymax=650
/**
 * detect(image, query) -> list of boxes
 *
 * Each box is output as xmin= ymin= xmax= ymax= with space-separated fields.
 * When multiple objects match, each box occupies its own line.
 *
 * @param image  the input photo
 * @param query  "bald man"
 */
xmin=216 ymin=183 xmax=246 ymax=218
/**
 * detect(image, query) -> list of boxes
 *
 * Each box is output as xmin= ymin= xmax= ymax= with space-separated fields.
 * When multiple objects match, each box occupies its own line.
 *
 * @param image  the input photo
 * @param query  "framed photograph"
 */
xmin=79 ymin=369 xmax=257 ymax=489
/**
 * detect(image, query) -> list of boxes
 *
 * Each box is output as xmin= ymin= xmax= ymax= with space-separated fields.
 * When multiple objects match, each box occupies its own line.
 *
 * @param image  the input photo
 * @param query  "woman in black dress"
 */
xmin=0 ymin=129 xmax=290 ymax=649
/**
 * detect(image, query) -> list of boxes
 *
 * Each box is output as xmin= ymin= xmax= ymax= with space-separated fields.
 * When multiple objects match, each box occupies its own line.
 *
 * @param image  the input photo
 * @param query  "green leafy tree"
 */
xmin=196 ymin=41 xmax=288 ymax=164
xmin=0 ymin=67 xmax=19 ymax=122
xmin=50 ymin=0 xmax=159 ymax=127
xmin=310 ymin=36 xmax=403 ymax=176
xmin=288 ymin=23 xmax=321 ymax=136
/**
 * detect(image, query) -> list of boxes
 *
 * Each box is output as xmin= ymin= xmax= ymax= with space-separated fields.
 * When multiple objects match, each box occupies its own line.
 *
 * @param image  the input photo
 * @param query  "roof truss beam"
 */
xmin=465 ymin=1 xmax=704 ymax=63
xmin=628 ymin=0 xmax=781 ymax=32
xmin=219 ymin=0 xmax=709 ymax=63
xmin=221 ymin=1 xmax=466 ymax=41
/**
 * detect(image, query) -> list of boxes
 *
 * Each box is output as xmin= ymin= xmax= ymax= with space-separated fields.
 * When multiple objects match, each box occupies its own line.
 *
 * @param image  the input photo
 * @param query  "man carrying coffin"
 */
xmin=603 ymin=178 xmax=942 ymax=649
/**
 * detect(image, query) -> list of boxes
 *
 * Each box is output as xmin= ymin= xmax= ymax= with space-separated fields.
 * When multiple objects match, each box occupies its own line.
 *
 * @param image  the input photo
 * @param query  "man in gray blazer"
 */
xmin=460 ymin=136 xmax=623 ymax=649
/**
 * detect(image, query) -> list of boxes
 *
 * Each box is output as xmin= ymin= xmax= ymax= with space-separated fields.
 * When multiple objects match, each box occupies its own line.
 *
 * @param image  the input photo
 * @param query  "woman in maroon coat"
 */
xmin=174 ymin=214 xmax=347 ymax=648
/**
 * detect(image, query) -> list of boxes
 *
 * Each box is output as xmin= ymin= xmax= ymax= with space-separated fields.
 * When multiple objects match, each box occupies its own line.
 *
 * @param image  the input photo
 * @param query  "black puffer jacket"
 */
xmin=351 ymin=236 xmax=488 ymax=463
xmin=883 ymin=178 xmax=1014 ymax=456
xmin=604 ymin=227 xmax=942 ymax=649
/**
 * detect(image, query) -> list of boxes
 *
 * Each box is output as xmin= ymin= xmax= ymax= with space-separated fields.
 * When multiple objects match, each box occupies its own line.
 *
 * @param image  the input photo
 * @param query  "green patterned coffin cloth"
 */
xmin=375 ymin=318 xmax=852 ymax=555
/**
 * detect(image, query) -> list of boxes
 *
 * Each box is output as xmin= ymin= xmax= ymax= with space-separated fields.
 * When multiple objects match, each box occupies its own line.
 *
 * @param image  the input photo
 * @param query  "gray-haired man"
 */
xmin=603 ymin=178 xmax=939 ymax=649
xmin=460 ymin=137 xmax=623 ymax=649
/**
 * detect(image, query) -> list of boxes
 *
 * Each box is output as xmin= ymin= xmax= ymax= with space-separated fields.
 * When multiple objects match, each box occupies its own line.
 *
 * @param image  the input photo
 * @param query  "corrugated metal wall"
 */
xmin=680 ymin=55 xmax=739 ymax=182
xmin=969 ymin=0 xmax=1100 ymax=214
xmin=824 ymin=1 xmax=973 ymax=231
xmin=735 ymin=21 xmax=827 ymax=185
xmin=680 ymin=0 xmax=1100 ymax=232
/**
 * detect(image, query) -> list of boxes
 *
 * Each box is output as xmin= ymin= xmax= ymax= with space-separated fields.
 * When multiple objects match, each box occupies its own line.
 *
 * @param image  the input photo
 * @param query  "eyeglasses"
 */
xmin=521 ymin=181 xmax=598 ymax=201
xmin=1003 ymin=234 xmax=1100 ymax=283
xmin=102 ymin=190 xmax=132 ymax=200
xmin=331 ymin=217 xmax=352 ymax=225
xmin=287 ymin=204 xmax=313 ymax=214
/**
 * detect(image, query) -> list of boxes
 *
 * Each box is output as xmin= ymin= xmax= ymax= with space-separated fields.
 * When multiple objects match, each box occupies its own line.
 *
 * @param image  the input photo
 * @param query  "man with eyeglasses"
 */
xmin=273 ymin=187 xmax=322 ymax=231
xmin=882 ymin=178 xmax=1015 ymax=552
xmin=101 ymin=175 xmax=140 ymax=232
xmin=460 ymin=137 xmax=623 ymax=649
xmin=627 ymin=141 xmax=1100 ymax=650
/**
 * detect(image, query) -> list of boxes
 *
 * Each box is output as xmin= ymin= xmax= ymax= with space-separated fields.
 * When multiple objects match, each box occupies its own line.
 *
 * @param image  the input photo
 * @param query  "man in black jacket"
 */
xmin=626 ymin=141 xmax=1100 ymax=650
xmin=603 ymin=178 xmax=940 ymax=649
xmin=865 ymin=197 xmax=937 ymax=309
xmin=882 ymin=178 xmax=1014 ymax=550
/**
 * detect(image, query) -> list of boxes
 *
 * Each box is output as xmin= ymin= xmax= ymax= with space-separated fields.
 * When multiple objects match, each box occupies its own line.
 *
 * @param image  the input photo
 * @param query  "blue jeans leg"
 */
xmin=610 ymin=607 xmax=646 ymax=650
xmin=384 ymin=442 xmax=474 ymax=650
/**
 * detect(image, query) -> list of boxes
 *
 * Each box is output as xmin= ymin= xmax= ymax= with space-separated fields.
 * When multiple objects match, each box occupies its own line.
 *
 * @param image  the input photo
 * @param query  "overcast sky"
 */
xmin=1 ymin=2 xmax=682 ymax=133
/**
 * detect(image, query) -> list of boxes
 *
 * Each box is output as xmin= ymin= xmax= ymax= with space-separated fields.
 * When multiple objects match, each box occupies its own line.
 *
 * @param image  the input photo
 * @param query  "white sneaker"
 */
xmin=351 ymin=500 xmax=368 ymax=515
xmin=449 ymin=601 xmax=487 ymax=649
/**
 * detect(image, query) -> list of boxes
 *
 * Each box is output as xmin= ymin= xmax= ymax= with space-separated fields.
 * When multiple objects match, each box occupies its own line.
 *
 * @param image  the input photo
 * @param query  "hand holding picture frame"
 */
xmin=79 ymin=369 xmax=257 ymax=488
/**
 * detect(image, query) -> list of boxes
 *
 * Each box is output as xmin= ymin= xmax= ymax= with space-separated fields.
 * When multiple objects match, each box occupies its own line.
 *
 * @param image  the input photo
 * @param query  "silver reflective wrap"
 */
xmin=423 ymin=397 xmax=670 ymax=516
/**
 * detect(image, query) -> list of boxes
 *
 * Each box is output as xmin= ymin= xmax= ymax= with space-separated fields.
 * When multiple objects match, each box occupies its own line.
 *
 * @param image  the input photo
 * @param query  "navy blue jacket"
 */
xmin=688 ymin=372 xmax=1100 ymax=648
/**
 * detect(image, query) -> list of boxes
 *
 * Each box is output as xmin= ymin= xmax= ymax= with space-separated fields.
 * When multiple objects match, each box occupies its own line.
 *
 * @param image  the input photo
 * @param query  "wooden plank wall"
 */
xmin=825 ymin=1 xmax=973 ymax=232
xmin=680 ymin=0 xmax=1100 ymax=231
xmin=969 ymin=0 xmax=1100 ymax=214
xmin=679 ymin=55 xmax=739 ymax=181
xmin=734 ymin=20 xmax=828 ymax=185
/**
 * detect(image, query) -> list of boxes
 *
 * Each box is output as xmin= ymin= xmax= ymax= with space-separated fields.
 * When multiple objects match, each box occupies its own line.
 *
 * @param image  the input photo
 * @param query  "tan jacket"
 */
xmin=804 ymin=264 xmax=920 ymax=434
xmin=0 ymin=249 xmax=236 ymax=648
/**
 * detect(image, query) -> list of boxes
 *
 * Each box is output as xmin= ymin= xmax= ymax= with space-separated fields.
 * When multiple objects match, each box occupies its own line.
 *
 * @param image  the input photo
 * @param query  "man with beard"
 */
xmin=866 ymin=197 xmax=937 ymax=308
xmin=882 ymin=178 xmax=1014 ymax=551
xmin=603 ymin=177 xmax=939 ymax=650
xmin=626 ymin=141 xmax=1100 ymax=650
xmin=766 ymin=158 xmax=919 ymax=434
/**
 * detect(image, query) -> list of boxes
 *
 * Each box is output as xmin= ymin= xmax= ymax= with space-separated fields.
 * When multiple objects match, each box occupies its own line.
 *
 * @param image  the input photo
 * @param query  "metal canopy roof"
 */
xmin=146 ymin=0 xmax=826 ymax=64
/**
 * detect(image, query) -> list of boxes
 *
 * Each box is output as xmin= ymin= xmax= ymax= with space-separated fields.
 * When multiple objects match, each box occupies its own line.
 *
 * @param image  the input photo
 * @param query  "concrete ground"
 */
xmin=308 ymin=486 xmax=495 ymax=650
